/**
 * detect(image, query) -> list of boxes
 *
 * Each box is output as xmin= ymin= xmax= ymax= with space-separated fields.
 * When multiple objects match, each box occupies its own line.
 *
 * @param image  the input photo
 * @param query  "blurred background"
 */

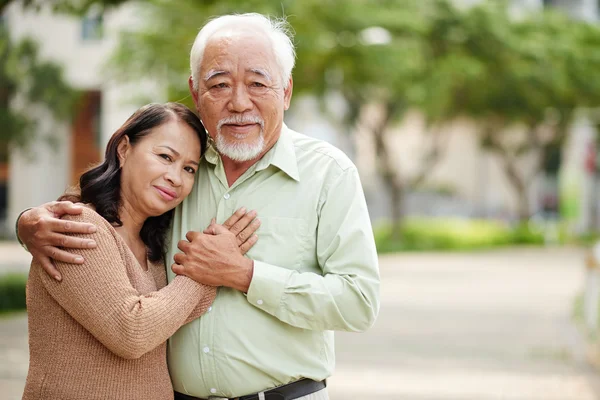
xmin=3 ymin=0 xmax=600 ymax=398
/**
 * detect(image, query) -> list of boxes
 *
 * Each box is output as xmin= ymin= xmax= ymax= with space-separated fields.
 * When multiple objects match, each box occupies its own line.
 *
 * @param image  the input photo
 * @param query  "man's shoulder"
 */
xmin=287 ymin=128 xmax=355 ymax=173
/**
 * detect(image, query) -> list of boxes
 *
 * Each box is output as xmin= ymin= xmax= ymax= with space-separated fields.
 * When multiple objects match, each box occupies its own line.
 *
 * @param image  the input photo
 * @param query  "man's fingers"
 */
xmin=210 ymin=224 xmax=231 ymax=235
xmin=228 ymin=210 xmax=257 ymax=236
xmin=48 ymin=201 xmax=84 ymax=217
xmin=239 ymin=234 xmax=258 ymax=255
xmin=36 ymin=254 xmax=62 ymax=281
xmin=44 ymin=246 xmax=84 ymax=264
xmin=51 ymin=218 xmax=96 ymax=234
xmin=222 ymin=207 xmax=247 ymax=229
xmin=49 ymin=233 xmax=96 ymax=249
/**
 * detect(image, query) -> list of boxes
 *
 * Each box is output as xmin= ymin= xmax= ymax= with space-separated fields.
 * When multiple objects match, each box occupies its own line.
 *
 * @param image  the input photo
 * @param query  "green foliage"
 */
xmin=0 ymin=0 xmax=129 ymax=14
xmin=106 ymin=0 xmax=600 ymax=225
xmin=0 ymin=22 xmax=78 ymax=161
xmin=0 ymin=273 xmax=27 ymax=314
xmin=374 ymin=217 xmax=544 ymax=253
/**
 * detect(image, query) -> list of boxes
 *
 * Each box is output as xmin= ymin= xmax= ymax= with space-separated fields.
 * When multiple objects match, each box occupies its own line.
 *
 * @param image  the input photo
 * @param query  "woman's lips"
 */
xmin=154 ymin=186 xmax=177 ymax=201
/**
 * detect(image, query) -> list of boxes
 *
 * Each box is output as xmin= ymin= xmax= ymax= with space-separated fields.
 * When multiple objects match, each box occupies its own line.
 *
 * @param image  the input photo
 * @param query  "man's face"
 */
xmin=189 ymin=30 xmax=293 ymax=163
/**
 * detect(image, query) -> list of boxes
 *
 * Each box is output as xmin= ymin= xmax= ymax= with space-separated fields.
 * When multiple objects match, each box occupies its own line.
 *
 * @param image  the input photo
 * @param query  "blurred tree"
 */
xmin=107 ymin=0 xmax=600 ymax=233
xmin=108 ymin=0 xmax=477 ymax=239
xmin=0 ymin=22 xmax=77 ymax=162
xmin=0 ymin=0 xmax=128 ymax=14
xmin=439 ymin=2 xmax=600 ymax=221
xmin=0 ymin=0 xmax=125 ymax=160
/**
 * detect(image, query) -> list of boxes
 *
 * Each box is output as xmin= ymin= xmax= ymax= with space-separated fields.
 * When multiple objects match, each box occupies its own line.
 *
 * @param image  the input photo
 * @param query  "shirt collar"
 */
xmin=204 ymin=123 xmax=300 ymax=182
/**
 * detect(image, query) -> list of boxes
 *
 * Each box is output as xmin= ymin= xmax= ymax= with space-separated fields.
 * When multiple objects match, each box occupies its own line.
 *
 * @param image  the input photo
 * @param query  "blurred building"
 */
xmin=2 ymin=3 xmax=152 ymax=236
xmin=1 ymin=0 xmax=598 ymax=235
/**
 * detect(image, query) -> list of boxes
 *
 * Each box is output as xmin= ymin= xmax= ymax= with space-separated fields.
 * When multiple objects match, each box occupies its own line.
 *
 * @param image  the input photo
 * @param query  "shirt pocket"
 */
xmin=249 ymin=216 xmax=310 ymax=270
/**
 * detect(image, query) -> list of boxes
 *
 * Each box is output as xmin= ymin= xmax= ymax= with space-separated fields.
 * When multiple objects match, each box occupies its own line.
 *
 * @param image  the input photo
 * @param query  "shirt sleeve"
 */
xmin=246 ymin=166 xmax=380 ymax=332
xmin=37 ymin=211 xmax=216 ymax=359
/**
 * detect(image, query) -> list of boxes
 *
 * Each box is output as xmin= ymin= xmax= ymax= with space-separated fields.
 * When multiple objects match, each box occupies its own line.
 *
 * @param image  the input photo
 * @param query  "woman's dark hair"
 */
xmin=60 ymin=102 xmax=207 ymax=262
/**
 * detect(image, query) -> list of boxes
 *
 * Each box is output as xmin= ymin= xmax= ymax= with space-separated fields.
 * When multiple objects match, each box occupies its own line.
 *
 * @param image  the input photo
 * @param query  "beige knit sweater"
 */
xmin=23 ymin=207 xmax=216 ymax=400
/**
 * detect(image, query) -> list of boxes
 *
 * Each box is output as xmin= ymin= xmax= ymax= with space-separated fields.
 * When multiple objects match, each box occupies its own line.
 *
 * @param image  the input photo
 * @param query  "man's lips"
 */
xmin=154 ymin=186 xmax=177 ymax=201
xmin=224 ymin=123 xmax=259 ymax=135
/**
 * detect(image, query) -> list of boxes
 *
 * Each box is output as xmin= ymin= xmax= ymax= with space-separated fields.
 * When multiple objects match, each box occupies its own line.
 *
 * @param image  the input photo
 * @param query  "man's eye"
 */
xmin=212 ymin=83 xmax=228 ymax=89
xmin=159 ymin=154 xmax=172 ymax=162
xmin=251 ymin=82 xmax=266 ymax=88
xmin=184 ymin=166 xmax=196 ymax=174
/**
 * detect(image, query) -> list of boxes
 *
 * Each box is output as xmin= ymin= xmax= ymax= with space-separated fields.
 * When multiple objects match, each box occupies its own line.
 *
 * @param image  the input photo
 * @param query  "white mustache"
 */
xmin=217 ymin=115 xmax=265 ymax=132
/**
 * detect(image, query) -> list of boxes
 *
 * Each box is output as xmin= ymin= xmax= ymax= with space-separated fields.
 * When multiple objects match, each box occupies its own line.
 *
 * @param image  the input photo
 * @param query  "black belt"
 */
xmin=174 ymin=378 xmax=326 ymax=400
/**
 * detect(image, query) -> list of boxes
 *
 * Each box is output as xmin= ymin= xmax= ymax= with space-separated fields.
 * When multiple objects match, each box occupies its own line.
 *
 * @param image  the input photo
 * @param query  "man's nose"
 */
xmin=228 ymin=84 xmax=253 ymax=113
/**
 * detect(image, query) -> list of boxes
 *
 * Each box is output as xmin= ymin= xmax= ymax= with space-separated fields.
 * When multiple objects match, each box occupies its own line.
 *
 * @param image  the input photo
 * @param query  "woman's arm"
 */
xmin=36 ymin=209 xmax=216 ymax=359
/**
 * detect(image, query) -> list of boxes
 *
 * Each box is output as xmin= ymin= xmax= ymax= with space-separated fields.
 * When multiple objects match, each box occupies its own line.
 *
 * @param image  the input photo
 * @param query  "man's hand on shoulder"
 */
xmin=18 ymin=201 xmax=98 ymax=281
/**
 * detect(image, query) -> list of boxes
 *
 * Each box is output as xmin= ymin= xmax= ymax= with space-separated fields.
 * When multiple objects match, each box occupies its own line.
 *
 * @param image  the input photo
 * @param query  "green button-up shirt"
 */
xmin=166 ymin=125 xmax=380 ymax=398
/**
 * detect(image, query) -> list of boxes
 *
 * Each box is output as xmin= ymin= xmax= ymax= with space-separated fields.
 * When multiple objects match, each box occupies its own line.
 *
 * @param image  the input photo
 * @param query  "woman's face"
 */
xmin=118 ymin=119 xmax=201 ymax=219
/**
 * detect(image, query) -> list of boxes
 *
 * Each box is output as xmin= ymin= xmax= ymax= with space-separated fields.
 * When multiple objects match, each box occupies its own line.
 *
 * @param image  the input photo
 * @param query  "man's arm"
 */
xmin=174 ymin=167 xmax=380 ymax=333
xmin=246 ymin=166 xmax=380 ymax=332
xmin=17 ymin=201 xmax=98 ymax=280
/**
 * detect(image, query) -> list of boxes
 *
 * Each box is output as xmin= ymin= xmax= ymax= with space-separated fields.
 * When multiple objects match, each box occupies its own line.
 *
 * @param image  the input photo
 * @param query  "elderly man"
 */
xmin=17 ymin=13 xmax=380 ymax=400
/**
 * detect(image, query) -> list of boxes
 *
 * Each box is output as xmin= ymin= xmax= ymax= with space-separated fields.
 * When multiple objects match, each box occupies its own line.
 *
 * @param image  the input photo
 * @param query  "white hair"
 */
xmin=190 ymin=13 xmax=296 ymax=91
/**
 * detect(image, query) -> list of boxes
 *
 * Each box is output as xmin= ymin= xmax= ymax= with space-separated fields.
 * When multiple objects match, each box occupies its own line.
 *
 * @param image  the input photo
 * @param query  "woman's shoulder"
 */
xmin=61 ymin=204 xmax=114 ymax=233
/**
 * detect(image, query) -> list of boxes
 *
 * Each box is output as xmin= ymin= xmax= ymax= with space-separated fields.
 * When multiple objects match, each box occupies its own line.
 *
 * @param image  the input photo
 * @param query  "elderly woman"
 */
xmin=22 ymin=103 xmax=259 ymax=399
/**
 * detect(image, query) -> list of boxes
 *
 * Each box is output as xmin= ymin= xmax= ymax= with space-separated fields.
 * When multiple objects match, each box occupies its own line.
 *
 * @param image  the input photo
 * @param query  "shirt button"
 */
xmin=208 ymin=306 xmax=212 ymax=312
xmin=257 ymin=299 xmax=263 ymax=305
xmin=223 ymin=193 xmax=230 ymax=200
xmin=203 ymin=346 xmax=210 ymax=353
xmin=210 ymin=388 xmax=217 ymax=394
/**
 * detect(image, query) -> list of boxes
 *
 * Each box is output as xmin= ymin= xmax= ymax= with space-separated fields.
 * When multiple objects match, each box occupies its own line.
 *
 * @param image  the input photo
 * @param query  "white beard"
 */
xmin=215 ymin=115 xmax=266 ymax=162
xmin=215 ymin=132 xmax=265 ymax=162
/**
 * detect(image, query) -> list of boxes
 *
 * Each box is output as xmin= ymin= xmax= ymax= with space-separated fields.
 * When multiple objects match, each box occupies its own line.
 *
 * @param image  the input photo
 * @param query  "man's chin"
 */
xmin=216 ymin=139 xmax=264 ymax=162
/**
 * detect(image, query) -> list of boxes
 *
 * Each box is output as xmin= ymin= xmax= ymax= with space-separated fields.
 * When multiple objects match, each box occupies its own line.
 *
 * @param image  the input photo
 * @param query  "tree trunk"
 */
xmin=499 ymin=152 xmax=530 ymax=222
xmin=370 ymin=102 xmax=404 ymax=240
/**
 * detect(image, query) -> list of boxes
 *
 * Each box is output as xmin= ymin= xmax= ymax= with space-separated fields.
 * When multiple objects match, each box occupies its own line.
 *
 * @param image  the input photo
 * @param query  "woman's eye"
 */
xmin=159 ymin=154 xmax=172 ymax=162
xmin=184 ymin=166 xmax=196 ymax=174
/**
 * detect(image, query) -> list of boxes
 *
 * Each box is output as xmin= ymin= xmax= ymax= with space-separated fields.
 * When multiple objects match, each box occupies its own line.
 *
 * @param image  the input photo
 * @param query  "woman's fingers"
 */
xmin=228 ymin=210 xmax=257 ymax=237
xmin=222 ymin=208 xmax=247 ymax=230
xmin=239 ymin=234 xmax=258 ymax=255
xmin=236 ymin=218 xmax=261 ymax=246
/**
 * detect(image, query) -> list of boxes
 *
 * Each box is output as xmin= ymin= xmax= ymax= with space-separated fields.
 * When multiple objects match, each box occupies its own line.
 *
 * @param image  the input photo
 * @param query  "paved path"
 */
xmin=1 ymin=246 xmax=599 ymax=399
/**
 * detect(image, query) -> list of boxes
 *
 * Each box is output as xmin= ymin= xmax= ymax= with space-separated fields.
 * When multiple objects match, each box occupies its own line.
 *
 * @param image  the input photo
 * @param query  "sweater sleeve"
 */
xmin=37 ymin=209 xmax=216 ymax=359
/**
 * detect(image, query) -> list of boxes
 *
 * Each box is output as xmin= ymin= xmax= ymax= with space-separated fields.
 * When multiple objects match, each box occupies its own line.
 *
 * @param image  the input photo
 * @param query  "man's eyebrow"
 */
xmin=204 ymin=69 xmax=229 ymax=81
xmin=248 ymin=68 xmax=272 ymax=82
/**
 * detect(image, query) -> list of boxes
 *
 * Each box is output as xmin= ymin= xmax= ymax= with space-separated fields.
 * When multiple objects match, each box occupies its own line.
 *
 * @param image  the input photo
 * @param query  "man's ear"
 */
xmin=116 ymin=136 xmax=131 ymax=168
xmin=283 ymin=77 xmax=293 ymax=111
xmin=189 ymin=76 xmax=200 ymax=111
